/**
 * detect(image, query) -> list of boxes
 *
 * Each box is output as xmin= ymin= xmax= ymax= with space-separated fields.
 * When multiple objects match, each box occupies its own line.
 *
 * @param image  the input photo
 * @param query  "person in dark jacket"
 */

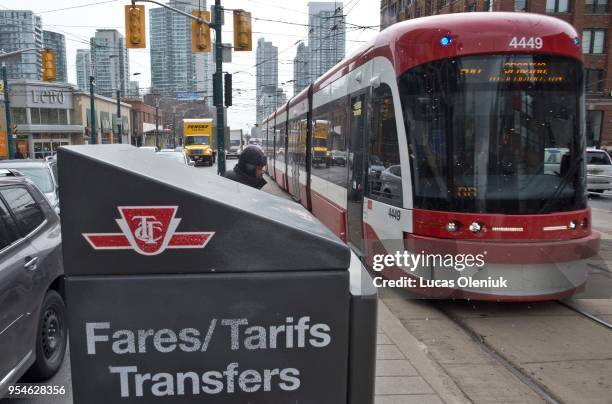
xmin=223 ymin=145 xmax=267 ymax=189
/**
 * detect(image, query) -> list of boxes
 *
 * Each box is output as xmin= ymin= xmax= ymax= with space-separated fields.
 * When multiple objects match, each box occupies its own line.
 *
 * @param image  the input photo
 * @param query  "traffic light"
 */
xmin=224 ymin=73 xmax=232 ymax=107
xmin=41 ymin=49 xmax=56 ymax=81
xmin=191 ymin=10 xmax=211 ymax=52
xmin=233 ymin=10 xmax=252 ymax=51
xmin=125 ymin=5 xmax=146 ymax=48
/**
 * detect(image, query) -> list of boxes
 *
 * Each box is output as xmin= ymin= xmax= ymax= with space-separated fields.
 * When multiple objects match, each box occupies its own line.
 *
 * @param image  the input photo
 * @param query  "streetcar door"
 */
xmin=290 ymin=120 xmax=301 ymax=201
xmin=347 ymin=91 xmax=367 ymax=252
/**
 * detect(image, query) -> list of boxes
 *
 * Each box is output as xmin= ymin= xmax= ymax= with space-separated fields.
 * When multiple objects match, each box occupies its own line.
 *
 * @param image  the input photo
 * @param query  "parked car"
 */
xmin=331 ymin=150 xmax=347 ymax=166
xmin=0 ymin=160 xmax=59 ymax=214
xmin=586 ymin=148 xmax=612 ymax=193
xmin=368 ymin=155 xmax=385 ymax=179
xmin=140 ymin=146 xmax=159 ymax=152
xmin=379 ymin=165 xmax=402 ymax=201
xmin=156 ymin=150 xmax=194 ymax=166
xmin=0 ymin=169 xmax=66 ymax=397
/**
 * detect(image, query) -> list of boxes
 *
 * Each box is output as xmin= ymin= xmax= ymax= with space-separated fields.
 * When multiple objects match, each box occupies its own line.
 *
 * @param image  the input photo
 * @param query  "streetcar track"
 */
xmin=587 ymin=262 xmax=612 ymax=274
xmin=432 ymin=302 xmax=563 ymax=404
xmin=558 ymin=300 xmax=612 ymax=330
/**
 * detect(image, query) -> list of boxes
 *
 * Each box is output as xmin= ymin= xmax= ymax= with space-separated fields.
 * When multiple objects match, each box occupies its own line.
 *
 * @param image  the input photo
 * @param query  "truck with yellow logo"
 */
xmin=182 ymin=118 xmax=216 ymax=166
xmin=313 ymin=119 xmax=331 ymax=168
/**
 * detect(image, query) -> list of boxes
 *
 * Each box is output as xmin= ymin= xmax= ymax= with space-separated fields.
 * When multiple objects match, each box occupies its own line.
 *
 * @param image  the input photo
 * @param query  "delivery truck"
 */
xmin=183 ymin=118 xmax=216 ymax=166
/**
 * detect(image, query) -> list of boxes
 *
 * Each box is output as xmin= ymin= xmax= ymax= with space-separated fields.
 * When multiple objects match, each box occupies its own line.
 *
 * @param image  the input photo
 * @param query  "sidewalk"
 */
xmin=261 ymin=174 xmax=467 ymax=403
xmin=375 ymin=301 xmax=469 ymax=404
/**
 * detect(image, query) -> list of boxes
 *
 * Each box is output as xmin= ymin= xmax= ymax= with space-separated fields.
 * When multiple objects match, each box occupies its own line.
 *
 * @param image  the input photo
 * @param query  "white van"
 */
xmin=586 ymin=148 xmax=612 ymax=193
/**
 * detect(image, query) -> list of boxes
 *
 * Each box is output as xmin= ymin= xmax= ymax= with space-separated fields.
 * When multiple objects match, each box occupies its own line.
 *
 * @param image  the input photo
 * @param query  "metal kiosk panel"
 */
xmin=59 ymin=145 xmax=376 ymax=404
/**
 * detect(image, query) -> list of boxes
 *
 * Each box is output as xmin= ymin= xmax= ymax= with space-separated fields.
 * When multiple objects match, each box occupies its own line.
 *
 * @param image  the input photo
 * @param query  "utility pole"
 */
xmin=2 ymin=63 xmax=14 ymax=159
xmin=89 ymin=76 xmax=96 ymax=144
xmin=214 ymin=0 xmax=225 ymax=175
xmin=172 ymin=109 xmax=177 ymax=148
xmin=116 ymin=89 xmax=122 ymax=144
xmin=0 ymin=48 xmax=38 ymax=159
xmin=155 ymin=99 xmax=159 ymax=150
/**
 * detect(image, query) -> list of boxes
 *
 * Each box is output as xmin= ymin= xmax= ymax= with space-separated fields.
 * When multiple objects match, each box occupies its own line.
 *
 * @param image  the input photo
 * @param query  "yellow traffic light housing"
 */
xmin=191 ymin=10 xmax=211 ymax=52
xmin=125 ymin=5 xmax=146 ymax=48
xmin=233 ymin=10 xmax=252 ymax=51
xmin=41 ymin=49 xmax=56 ymax=81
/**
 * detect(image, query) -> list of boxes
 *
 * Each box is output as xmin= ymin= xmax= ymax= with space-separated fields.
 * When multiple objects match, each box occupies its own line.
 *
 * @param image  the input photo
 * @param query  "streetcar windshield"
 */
xmin=399 ymin=55 xmax=585 ymax=214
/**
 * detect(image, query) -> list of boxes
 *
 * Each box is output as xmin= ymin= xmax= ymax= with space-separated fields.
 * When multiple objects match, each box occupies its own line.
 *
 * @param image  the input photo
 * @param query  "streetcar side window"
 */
xmin=367 ymin=83 xmax=403 ymax=207
xmin=312 ymin=98 xmax=348 ymax=189
xmin=276 ymin=123 xmax=286 ymax=163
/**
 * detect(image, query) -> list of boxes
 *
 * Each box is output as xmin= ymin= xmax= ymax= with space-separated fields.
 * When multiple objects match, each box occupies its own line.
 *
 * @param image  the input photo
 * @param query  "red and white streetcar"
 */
xmin=261 ymin=12 xmax=600 ymax=301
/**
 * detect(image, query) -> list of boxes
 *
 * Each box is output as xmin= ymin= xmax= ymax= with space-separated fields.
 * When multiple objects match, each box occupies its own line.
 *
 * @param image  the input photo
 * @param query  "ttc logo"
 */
xmin=82 ymin=206 xmax=214 ymax=256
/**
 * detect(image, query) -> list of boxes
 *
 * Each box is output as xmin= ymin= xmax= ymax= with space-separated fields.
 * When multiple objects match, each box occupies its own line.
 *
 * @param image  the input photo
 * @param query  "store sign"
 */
xmin=31 ymin=89 xmax=66 ymax=105
xmin=0 ymin=131 xmax=7 ymax=157
xmin=15 ymin=86 xmax=73 ymax=109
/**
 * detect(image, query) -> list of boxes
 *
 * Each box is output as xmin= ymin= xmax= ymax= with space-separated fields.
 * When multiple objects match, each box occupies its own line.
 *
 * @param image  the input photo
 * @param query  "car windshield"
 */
xmin=399 ymin=54 xmax=585 ymax=214
xmin=587 ymin=151 xmax=612 ymax=165
xmin=185 ymin=136 xmax=210 ymax=145
xmin=9 ymin=166 xmax=54 ymax=193
xmin=156 ymin=152 xmax=185 ymax=164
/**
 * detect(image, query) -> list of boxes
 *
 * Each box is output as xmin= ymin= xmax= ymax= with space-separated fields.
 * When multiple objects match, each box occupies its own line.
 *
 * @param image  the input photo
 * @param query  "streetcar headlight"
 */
xmin=469 ymin=221 xmax=483 ymax=233
xmin=580 ymin=218 xmax=588 ymax=229
xmin=446 ymin=221 xmax=459 ymax=233
xmin=568 ymin=220 xmax=577 ymax=230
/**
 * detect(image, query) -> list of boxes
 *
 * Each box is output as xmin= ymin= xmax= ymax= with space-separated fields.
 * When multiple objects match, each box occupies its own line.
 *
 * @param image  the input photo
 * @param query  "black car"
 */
xmin=0 ymin=169 xmax=66 ymax=397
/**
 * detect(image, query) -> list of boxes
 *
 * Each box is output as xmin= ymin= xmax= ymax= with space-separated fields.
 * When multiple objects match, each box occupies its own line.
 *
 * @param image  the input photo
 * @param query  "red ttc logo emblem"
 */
xmin=83 ymin=206 xmax=214 ymax=256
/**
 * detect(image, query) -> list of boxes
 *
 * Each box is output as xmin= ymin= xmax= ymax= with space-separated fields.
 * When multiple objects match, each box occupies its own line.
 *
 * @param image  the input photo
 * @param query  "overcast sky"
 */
xmin=1 ymin=0 xmax=380 ymax=131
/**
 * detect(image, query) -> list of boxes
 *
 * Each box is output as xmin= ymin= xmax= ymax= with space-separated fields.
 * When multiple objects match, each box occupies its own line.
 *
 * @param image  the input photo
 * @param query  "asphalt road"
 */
xmin=588 ymin=190 xmax=612 ymax=211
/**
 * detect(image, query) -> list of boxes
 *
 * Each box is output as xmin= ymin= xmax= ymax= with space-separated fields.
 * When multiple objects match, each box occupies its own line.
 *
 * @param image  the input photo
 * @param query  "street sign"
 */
xmin=176 ymin=91 xmax=203 ymax=101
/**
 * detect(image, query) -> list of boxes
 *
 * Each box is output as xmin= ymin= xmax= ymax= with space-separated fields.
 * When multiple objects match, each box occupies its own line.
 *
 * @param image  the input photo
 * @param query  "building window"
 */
xmin=11 ymin=108 xmax=27 ymax=124
xmin=514 ymin=0 xmax=528 ymax=11
xmin=585 ymin=69 xmax=604 ymax=93
xmin=29 ymin=108 xmax=68 ymax=125
xmin=468 ymin=3 xmax=477 ymax=11
xmin=438 ymin=0 xmax=448 ymax=9
xmin=585 ymin=0 xmax=608 ymax=13
xmin=582 ymin=29 xmax=606 ymax=54
xmin=546 ymin=0 xmax=570 ymax=12
xmin=415 ymin=6 xmax=422 ymax=17
xmin=586 ymin=110 xmax=603 ymax=146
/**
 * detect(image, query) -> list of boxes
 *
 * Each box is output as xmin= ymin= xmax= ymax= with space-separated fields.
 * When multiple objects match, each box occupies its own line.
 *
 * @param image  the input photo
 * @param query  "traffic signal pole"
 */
xmin=0 ymin=48 xmax=38 ymax=159
xmin=2 ymin=63 xmax=14 ymax=159
xmin=213 ymin=0 xmax=225 ymax=175
xmin=116 ymin=89 xmax=122 ymax=144
xmin=89 ymin=76 xmax=96 ymax=144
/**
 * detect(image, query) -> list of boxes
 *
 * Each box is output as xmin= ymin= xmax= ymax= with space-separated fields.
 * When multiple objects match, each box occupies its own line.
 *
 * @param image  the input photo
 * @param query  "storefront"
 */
xmin=8 ymin=80 xmax=84 ymax=159
xmin=72 ymin=91 xmax=131 ymax=145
